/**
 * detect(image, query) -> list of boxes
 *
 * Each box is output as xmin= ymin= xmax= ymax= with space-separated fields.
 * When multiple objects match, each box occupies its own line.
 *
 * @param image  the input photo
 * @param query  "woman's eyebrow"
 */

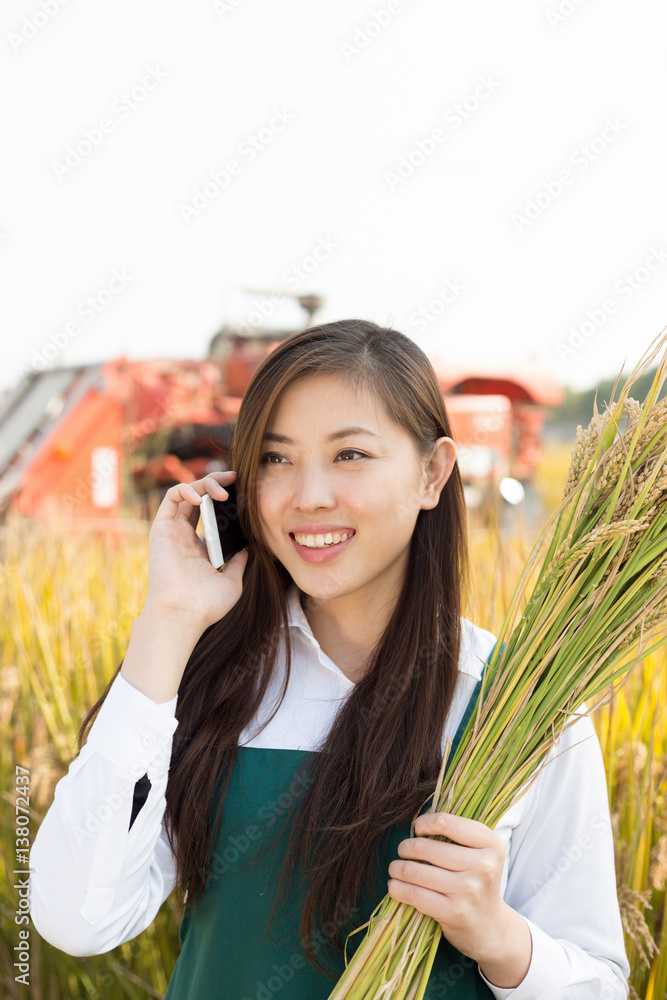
xmin=262 ymin=426 xmax=381 ymax=444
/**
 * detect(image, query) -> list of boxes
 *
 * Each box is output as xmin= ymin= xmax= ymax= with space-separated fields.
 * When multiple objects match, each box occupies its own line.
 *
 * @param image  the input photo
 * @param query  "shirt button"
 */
xmin=138 ymin=732 xmax=157 ymax=747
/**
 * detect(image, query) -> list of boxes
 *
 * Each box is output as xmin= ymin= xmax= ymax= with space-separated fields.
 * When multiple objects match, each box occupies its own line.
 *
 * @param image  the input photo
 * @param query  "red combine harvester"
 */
xmin=0 ymin=315 xmax=562 ymax=527
xmin=435 ymin=357 xmax=564 ymax=514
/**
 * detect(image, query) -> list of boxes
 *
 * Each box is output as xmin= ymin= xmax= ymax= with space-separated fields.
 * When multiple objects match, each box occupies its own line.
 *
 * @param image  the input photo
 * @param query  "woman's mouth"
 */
xmin=289 ymin=530 xmax=356 ymax=563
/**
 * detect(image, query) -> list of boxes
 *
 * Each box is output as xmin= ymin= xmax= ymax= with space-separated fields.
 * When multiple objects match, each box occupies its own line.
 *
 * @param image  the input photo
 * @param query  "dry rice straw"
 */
xmin=328 ymin=324 xmax=667 ymax=1000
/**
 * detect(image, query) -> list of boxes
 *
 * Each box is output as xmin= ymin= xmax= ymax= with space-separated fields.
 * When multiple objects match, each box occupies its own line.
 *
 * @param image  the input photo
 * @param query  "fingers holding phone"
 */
xmin=162 ymin=471 xmax=234 ymax=528
xmin=144 ymin=471 xmax=250 ymax=632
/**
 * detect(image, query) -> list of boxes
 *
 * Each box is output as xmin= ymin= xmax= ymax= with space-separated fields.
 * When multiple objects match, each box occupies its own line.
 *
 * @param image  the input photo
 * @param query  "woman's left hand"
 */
xmin=387 ymin=811 xmax=532 ymax=987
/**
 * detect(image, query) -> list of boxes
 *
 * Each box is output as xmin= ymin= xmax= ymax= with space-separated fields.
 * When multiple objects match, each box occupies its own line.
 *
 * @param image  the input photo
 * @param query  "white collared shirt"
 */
xmin=29 ymin=585 xmax=630 ymax=998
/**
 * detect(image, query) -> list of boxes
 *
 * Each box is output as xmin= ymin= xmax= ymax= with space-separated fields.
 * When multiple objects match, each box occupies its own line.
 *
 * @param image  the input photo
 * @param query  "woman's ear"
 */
xmin=420 ymin=437 xmax=458 ymax=510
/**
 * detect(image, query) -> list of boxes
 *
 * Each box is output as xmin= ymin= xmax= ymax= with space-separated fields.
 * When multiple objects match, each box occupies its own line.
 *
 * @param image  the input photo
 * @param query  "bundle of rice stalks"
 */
xmin=329 ymin=325 xmax=667 ymax=1000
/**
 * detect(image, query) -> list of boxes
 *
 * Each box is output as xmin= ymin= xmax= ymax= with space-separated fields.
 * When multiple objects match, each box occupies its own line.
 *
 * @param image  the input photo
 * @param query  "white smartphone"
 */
xmin=199 ymin=494 xmax=224 ymax=570
xmin=198 ymin=482 xmax=249 ymax=570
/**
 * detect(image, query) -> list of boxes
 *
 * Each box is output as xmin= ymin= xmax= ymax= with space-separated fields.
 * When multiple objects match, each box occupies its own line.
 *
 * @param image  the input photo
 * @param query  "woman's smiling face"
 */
xmin=255 ymin=374 xmax=457 ymax=604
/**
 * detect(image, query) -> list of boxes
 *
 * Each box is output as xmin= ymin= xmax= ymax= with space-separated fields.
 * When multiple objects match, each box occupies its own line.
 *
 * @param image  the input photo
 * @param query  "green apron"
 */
xmin=164 ymin=675 xmax=495 ymax=1000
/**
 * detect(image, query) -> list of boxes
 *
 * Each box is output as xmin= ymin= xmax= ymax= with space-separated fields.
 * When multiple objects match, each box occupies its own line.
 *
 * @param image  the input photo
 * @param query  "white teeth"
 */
xmin=294 ymin=531 xmax=353 ymax=548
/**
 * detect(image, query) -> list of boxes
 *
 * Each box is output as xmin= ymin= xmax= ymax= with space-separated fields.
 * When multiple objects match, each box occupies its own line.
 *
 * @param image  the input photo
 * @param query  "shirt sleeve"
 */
xmin=28 ymin=672 xmax=180 ymax=957
xmin=477 ymin=704 xmax=630 ymax=1000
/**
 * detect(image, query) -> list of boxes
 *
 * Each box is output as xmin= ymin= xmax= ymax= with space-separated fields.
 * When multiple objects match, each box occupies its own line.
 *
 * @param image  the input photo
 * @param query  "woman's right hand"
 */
xmin=142 ymin=470 xmax=249 ymax=635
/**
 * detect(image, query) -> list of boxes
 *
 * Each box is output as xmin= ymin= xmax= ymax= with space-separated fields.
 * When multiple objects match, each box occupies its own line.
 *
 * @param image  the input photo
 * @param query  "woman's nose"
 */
xmin=289 ymin=468 xmax=336 ymax=511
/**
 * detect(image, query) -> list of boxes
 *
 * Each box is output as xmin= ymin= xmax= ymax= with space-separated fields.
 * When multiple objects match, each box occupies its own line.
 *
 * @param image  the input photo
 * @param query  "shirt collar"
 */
xmin=279 ymin=583 xmax=490 ymax=684
xmin=280 ymin=583 xmax=354 ymax=685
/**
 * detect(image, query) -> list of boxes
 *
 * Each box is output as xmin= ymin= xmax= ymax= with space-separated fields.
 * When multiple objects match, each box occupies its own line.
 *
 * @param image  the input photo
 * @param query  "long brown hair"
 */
xmin=77 ymin=318 xmax=471 ymax=976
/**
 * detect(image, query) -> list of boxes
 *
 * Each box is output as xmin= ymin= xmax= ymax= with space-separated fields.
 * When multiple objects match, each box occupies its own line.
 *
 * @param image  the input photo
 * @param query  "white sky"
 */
xmin=1 ymin=0 xmax=666 ymax=398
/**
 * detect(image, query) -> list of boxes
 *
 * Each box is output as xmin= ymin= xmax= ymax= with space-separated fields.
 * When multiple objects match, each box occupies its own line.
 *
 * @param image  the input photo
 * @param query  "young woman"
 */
xmin=29 ymin=319 xmax=630 ymax=999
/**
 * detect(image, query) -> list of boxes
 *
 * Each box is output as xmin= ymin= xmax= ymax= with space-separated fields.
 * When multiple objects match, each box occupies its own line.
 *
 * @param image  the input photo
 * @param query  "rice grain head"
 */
xmin=649 ymin=834 xmax=667 ymax=892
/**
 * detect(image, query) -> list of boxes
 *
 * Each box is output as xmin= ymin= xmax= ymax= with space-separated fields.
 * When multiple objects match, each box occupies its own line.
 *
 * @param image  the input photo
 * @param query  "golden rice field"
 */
xmin=1 ymin=442 xmax=666 ymax=999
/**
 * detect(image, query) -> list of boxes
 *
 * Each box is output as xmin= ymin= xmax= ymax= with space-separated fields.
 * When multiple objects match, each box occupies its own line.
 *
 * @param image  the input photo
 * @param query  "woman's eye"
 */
xmin=337 ymin=450 xmax=366 ymax=461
